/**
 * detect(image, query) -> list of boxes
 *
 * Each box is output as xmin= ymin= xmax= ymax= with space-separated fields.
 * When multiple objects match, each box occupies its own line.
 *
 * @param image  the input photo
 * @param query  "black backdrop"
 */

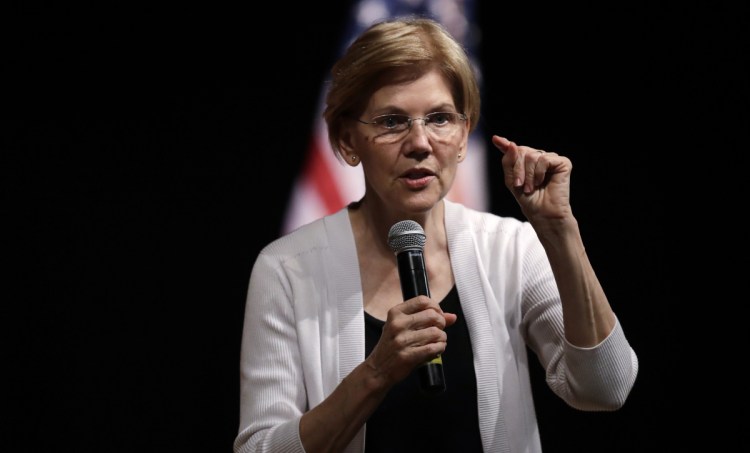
xmin=6 ymin=2 xmax=746 ymax=452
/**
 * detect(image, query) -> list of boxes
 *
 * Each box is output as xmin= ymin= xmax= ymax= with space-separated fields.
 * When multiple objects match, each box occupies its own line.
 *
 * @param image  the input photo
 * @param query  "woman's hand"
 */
xmin=365 ymin=296 xmax=457 ymax=388
xmin=492 ymin=135 xmax=574 ymax=225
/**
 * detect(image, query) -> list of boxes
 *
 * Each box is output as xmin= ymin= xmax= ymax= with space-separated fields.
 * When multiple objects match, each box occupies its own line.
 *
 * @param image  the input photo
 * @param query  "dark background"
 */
xmin=6 ymin=2 xmax=746 ymax=452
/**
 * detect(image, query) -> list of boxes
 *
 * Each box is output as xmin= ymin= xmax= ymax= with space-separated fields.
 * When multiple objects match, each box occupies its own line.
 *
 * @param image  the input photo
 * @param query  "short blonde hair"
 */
xmin=323 ymin=17 xmax=481 ymax=160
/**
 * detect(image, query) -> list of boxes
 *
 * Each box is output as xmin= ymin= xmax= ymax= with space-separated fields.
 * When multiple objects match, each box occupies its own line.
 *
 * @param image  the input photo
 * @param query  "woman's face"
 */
xmin=347 ymin=68 xmax=469 ymax=216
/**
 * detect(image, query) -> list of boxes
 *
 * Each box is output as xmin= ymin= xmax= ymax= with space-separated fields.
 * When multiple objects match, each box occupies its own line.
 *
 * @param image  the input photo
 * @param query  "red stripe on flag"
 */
xmin=307 ymin=139 xmax=345 ymax=214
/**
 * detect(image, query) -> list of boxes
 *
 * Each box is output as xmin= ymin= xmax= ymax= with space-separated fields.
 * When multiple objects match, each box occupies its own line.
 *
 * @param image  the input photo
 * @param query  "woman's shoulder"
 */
xmin=444 ymin=200 xmax=542 ymax=263
xmin=258 ymin=208 xmax=350 ymax=258
xmin=444 ymin=199 xmax=530 ymax=235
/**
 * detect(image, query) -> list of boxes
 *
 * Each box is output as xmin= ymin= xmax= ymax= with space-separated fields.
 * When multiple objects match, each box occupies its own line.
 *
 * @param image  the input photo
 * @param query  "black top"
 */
xmin=363 ymin=286 xmax=484 ymax=452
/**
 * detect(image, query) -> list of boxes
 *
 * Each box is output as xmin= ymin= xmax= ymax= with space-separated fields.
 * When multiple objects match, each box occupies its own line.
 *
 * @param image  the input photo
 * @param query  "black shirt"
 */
xmin=363 ymin=285 xmax=484 ymax=452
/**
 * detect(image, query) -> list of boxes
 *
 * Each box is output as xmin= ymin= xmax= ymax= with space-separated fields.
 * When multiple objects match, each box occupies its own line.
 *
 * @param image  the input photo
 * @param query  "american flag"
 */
xmin=282 ymin=0 xmax=487 ymax=234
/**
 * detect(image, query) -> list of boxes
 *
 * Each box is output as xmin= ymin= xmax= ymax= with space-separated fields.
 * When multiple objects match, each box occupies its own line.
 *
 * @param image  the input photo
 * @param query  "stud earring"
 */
xmin=351 ymin=155 xmax=358 ymax=162
xmin=457 ymin=153 xmax=462 ymax=159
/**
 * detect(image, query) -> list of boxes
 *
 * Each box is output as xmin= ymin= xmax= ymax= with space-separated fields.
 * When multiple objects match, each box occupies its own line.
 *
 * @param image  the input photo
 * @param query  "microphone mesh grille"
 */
xmin=387 ymin=220 xmax=426 ymax=253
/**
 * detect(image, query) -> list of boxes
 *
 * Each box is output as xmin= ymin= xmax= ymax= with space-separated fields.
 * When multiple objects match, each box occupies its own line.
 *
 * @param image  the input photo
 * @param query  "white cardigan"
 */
xmin=234 ymin=200 xmax=638 ymax=453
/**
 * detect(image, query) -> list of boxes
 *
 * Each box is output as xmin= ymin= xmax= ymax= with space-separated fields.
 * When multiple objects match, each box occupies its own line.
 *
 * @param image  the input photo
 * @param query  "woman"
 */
xmin=234 ymin=16 xmax=638 ymax=453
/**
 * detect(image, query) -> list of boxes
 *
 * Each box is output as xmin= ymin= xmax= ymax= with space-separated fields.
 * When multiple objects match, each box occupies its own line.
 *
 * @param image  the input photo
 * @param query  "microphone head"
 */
xmin=388 ymin=220 xmax=426 ymax=254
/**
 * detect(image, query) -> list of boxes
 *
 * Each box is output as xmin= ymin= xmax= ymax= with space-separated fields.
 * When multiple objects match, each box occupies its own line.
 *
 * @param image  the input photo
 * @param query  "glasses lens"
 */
xmin=374 ymin=115 xmax=410 ymax=131
xmin=425 ymin=112 xmax=461 ymax=131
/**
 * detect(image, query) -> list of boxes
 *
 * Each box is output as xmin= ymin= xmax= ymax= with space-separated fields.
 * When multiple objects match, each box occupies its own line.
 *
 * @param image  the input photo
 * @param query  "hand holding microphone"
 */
xmin=387 ymin=220 xmax=451 ymax=395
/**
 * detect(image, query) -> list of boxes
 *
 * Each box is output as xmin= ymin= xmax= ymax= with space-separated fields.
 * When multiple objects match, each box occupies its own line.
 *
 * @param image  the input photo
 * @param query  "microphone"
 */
xmin=387 ymin=220 xmax=446 ymax=395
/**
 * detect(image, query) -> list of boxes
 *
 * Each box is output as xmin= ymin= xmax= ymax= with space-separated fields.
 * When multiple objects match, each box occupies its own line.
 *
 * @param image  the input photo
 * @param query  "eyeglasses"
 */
xmin=356 ymin=112 xmax=467 ymax=144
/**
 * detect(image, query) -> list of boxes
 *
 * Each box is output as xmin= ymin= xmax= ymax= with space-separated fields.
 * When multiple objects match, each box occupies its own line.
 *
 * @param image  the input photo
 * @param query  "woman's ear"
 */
xmin=338 ymin=129 xmax=359 ymax=167
xmin=457 ymin=132 xmax=468 ymax=162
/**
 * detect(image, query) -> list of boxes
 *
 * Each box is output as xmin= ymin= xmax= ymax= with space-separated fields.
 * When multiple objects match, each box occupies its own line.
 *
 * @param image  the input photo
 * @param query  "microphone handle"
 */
xmin=396 ymin=250 xmax=446 ymax=395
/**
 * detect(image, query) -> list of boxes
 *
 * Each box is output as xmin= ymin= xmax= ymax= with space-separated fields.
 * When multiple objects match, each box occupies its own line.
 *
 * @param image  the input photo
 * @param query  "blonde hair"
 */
xmin=323 ymin=17 xmax=481 ymax=159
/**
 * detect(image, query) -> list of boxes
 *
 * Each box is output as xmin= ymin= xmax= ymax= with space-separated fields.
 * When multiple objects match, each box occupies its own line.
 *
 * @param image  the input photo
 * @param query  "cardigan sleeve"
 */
xmin=233 ymin=249 xmax=308 ymax=453
xmin=519 ymin=223 xmax=639 ymax=411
